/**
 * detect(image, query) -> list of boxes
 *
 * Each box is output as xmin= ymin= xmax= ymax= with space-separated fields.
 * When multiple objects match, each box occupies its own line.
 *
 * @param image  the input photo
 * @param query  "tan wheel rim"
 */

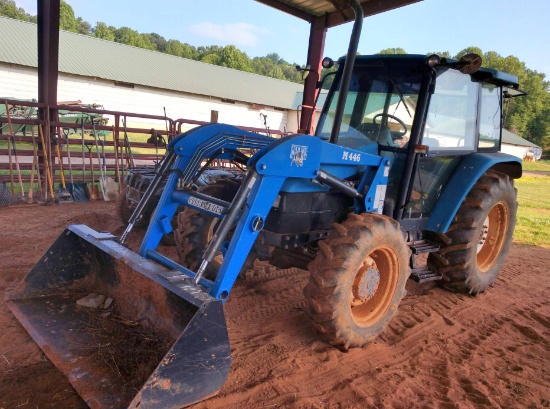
xmin=350 ymin=246 xmax=399 ymax=327
xmin=477 ymin=201 xmax=508 ymax=272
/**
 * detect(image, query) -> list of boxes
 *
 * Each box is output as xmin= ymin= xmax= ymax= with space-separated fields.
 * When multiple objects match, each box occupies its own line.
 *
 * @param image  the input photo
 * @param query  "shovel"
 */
xmin=85 ymin=142 xmax=99 ymax=200
xmin=53 ymin=134 xmax=73 ymax=204
xmin=100 ymin=133 xmax=118 ymax=201
xmin=63 ymin=128 xmax=88 ymax=202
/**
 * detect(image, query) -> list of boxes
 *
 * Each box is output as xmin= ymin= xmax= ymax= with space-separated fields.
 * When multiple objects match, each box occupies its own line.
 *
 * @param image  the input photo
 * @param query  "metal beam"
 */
xmin=254 ymin=0 xmax=314 ymax=22
xmin=254 ymin=0 xmax=421 ymax=28
xmin=324 ymin=0 xmax=421 ymax=28
xmin=299 ymin=16 xmax=327 ymax=134
xmin=37 ymin=0 xmax=60 ymax=124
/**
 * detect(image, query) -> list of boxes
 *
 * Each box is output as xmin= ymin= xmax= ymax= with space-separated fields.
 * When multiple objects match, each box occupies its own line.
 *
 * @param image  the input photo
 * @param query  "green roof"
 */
xmin=0 ymin=16 xmax=303 ymax=109
xmin=502 ymin=129 xmax=538 ymax=148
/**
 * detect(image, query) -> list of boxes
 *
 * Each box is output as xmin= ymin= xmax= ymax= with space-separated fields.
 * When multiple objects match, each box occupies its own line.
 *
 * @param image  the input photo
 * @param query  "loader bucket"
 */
xmin=6 ymin=224 xmax=231 ymax=409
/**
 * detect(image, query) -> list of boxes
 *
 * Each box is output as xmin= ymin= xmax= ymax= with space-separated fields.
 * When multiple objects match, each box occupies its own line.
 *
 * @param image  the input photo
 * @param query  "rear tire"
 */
xmin=428 ymin=170 xmax=517 ymax=294
xmin=116 ymin=185 xmax=148 ymax=228
xmin=304 ymin=213 xmax=410 ymax=350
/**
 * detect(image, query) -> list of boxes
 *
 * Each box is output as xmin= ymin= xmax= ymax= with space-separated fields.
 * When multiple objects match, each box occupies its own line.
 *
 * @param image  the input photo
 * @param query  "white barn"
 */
xmin=0 ymin=16 xmax=305 ymax=133
xmin=501 ymin=129 xmax=542 ymax=161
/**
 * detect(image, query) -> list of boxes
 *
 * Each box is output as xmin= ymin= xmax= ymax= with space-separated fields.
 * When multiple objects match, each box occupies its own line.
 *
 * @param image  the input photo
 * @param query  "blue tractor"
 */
xmin=7 ymin=1 xmax=524 ymax=408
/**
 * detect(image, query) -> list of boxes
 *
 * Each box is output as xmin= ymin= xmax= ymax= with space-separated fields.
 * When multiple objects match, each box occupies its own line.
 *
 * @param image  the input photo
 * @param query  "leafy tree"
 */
xmin=218 ymin=45 xmax=253 ymax=72
xmin=166 ymin=40 xmax=198 ymax=60
xmin=146 ymin=33 xmax=167 ymax=53
xmin=92 ymin=22 xmax=115 ymax=41
xmin=453 ymin=47 xmax=483 ymax=59
xmin=200 ymin=53 xmax=220 ymax=65
xmin=0 ymin=0 xmax=36 ymax=21
xmin=427 ymin=51 xmax=452 ymax=59
xmin=59 ymin=0 xmax=78 ymax=32
xmin=267 ymin=65 xmax=285 ymax=80
xmin=197 ymin=45 xmax=223 ymax=61
xmin=180 ymin=43 xmax=199 ymax=60
xmin=377 ymin=47 xmax=407 ymax=55
xmin=165 ymin=39 xmax=184 ymax=57
xmin=114 ymin=27 xmax=156 ymax=50
xmin=76 ymin=17 xmax=91 ymax=35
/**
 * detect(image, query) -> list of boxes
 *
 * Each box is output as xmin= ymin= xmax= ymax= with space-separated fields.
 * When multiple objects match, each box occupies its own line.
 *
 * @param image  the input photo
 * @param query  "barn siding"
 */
xmin=1 ymin=62 xmax=296 ymax=133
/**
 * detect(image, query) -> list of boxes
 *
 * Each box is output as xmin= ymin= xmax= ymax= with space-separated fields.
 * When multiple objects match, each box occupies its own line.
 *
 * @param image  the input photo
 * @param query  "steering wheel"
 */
xmin=373 ymin=113 xmax=408 ymax=138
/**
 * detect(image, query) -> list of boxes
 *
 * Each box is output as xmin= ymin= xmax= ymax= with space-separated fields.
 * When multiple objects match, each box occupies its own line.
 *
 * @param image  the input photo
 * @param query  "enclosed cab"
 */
xmin=312 ymin=53 xmax=523 ymax=289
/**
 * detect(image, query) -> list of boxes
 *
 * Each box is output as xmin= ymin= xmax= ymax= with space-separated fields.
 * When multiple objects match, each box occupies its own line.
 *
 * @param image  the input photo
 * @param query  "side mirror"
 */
xmin=295 ymin=64 xmax=312 ymax=80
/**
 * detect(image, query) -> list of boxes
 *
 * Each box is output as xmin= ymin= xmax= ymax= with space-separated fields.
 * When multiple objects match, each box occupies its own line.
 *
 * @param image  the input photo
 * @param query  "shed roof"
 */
xmin=502 ymin=129 xmax=539 ymax=148
xmin=0 ymin=16 xmax=303 ymax=110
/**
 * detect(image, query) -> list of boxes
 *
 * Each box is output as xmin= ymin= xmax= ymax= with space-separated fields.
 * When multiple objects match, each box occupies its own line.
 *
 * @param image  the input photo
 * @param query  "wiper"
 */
xmin=390 ymin=77 xmax=412 ymax=118
xmin=382 ymin=62 xmax=412 ymax=118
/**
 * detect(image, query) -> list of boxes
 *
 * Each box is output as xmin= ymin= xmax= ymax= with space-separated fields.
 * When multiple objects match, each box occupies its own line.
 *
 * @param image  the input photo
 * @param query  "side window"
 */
xmin=423 ymin=69 xmax=478 ymax=152
xmin=316 ymin=90 xmax=359 ymax=139
xmin=478 ymin=83 xmax=501 ymax=151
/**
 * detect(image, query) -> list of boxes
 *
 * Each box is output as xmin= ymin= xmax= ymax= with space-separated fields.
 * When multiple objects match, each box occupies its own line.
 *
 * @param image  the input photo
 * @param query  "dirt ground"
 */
xmin=0 ymin=201 xmax=549 ymax=409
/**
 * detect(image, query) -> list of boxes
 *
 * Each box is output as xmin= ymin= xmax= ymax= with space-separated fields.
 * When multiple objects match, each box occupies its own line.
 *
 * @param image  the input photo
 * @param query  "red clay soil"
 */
xmin=0 ymin=202 xmax=549 ymax=409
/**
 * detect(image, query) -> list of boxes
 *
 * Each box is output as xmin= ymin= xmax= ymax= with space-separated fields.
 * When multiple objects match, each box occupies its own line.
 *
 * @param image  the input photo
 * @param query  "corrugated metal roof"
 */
xmin=0 ymin=16 xmax=303 ymax=109
xmin=502 ymin=129 xmax=539 ymax=148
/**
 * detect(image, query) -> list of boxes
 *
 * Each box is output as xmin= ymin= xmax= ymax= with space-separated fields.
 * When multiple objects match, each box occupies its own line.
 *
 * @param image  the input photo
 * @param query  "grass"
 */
xmin=522 ymin=159 xmax=550 ymax=173
xmin=514 ymin=174 xmax=550 ymax=248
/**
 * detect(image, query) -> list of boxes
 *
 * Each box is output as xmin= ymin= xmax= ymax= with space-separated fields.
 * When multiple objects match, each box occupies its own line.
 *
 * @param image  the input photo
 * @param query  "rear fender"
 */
xmin=427 ymin=152 xmax=522 ymax=233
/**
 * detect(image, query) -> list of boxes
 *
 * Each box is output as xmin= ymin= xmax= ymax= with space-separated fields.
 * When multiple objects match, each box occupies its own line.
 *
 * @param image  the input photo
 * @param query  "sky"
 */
xmin=15 ymin=0 xmax=550 ymax=80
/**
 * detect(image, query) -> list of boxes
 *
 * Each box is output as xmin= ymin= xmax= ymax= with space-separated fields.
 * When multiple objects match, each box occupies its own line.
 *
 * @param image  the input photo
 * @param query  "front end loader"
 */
xmin=7 ymin=0 xmax=526 ymax=408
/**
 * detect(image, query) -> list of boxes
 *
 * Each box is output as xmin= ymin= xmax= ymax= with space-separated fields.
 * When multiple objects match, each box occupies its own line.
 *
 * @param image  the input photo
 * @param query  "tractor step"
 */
xmin=408 ymin=240 xmax=440 ymax=255
xmin=410 ymin=266 xmax=443 ymax=283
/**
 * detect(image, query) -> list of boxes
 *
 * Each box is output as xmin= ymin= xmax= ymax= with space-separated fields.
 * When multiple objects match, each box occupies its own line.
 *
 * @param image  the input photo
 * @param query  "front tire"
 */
xmin=304 ymin=213 xmax=410 ymax=350
xmin=428 ymin=170 xmax=517 ymax=294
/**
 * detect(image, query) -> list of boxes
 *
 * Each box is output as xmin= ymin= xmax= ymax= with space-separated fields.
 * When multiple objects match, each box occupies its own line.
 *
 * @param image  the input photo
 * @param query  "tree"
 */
xmin=114 ymin=27 xmax=157 ymax=50
xmin=165 ymin=40 xmax=198 ymax=60
xmin=267 ymin=65 xmax=285 ymax=80
xmin=427 ymin=51 xmax=452 ymax=59
xmin=146 ymin=33 xmax=168 ymax=53
xmin=218 ymin=45 xmax=253 ymax=72
xmin=453 ymin=47 xmax=483 ymax=59
xmin=201 ymin=53 xmax=220 ymax=65
xmin=92 ymin=22 xmax=115 ymax=41
xmin=0 ymin=0 xmax=36 ymax=21
xmin=165 ymin=39 xmax=184 ymax=57
xmin=180 ymin=43 xmax=199 ymax=60
xmin=59 ymin=0 xmax=78 ymax=32
xmin=377 ymin=47 xmax=407 ymax=55
xmin=76 ymin=17 xmax=91 ymax=35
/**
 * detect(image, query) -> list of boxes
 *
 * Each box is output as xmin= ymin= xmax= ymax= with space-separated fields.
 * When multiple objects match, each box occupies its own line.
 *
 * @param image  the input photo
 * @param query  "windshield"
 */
xmin=315 ymin=61 xmax=424 ymax=148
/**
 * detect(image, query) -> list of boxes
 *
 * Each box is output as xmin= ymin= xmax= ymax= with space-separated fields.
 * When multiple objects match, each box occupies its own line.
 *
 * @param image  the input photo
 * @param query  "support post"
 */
xmin=37 ymin=0 xmax=60 ymax=184
xmin=298 ymin=16 xmax=327 ymax=135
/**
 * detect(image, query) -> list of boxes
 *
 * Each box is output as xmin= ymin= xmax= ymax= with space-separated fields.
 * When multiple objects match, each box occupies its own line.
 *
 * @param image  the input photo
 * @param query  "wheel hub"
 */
xmin=477 ymin=216 xmax=489 ymax=253
xmin=352 ymin=260 xmax=380 ymax=303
